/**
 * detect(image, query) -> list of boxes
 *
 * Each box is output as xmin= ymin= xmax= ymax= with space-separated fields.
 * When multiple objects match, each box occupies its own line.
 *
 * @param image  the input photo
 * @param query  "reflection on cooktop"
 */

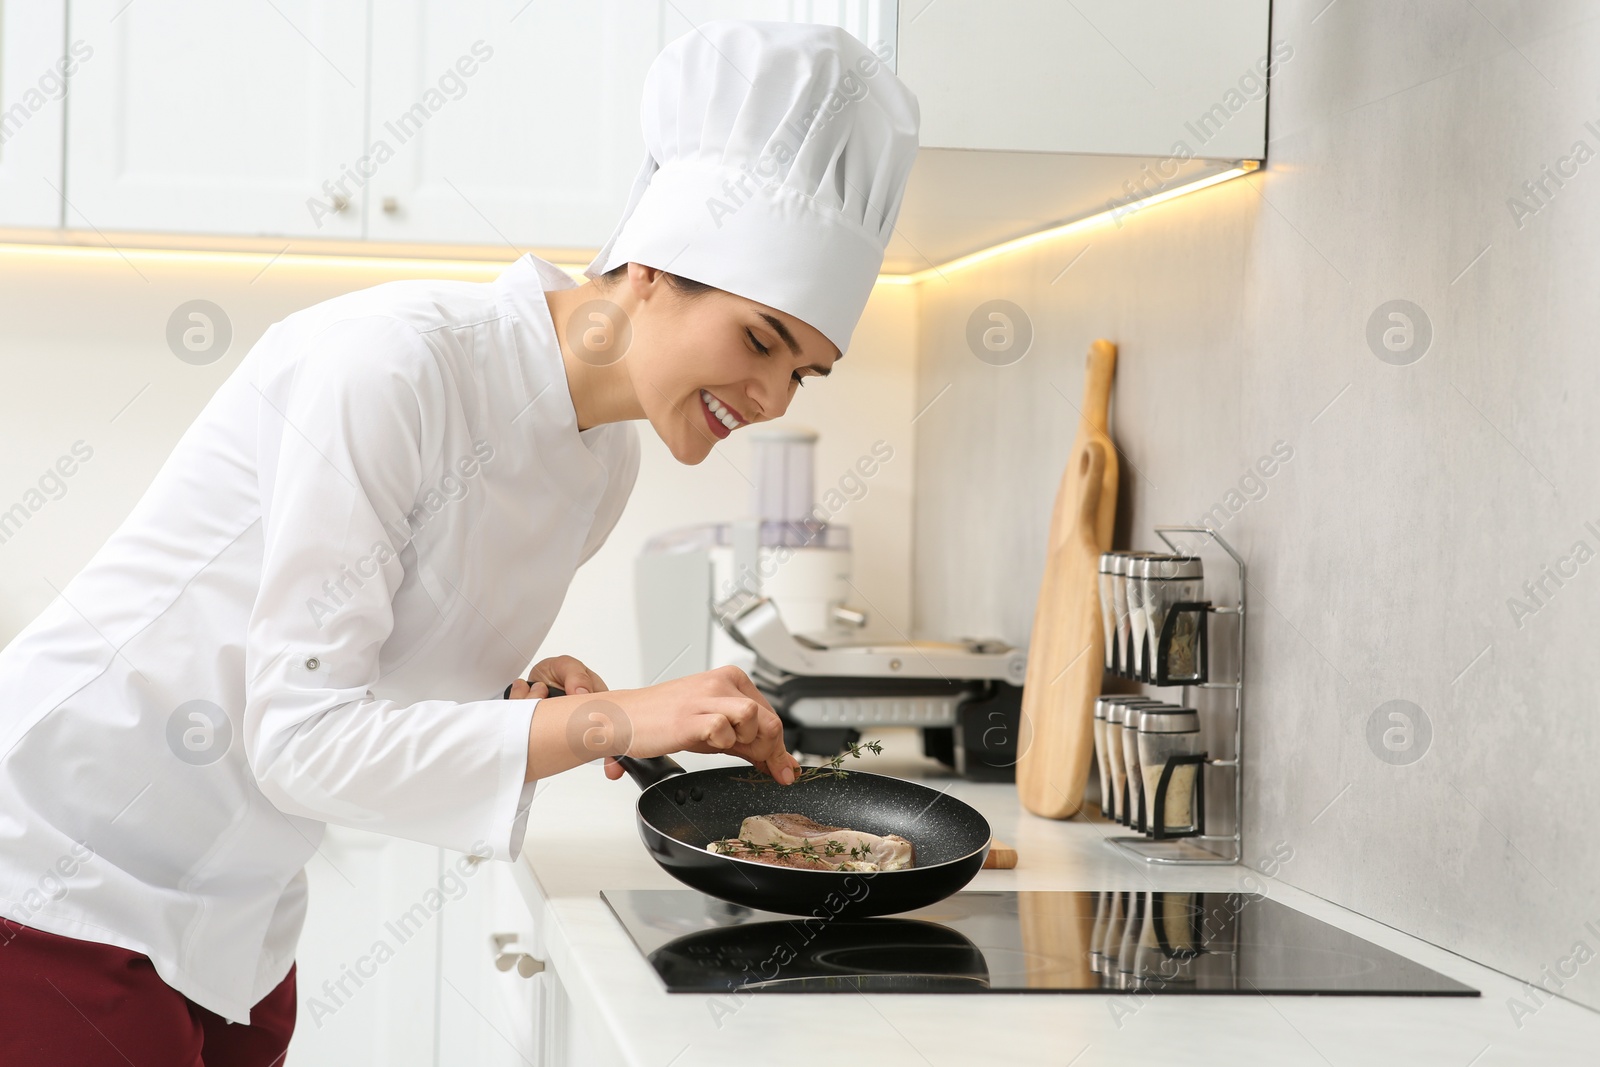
xmin=600 ymin=890 xmax=1479 ymax=996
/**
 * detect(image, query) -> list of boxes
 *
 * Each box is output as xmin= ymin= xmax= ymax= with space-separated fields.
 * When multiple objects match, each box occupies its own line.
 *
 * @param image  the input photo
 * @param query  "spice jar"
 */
xmin=1098 ymin=554 xmax=1121 ymax=672
xmin=1156 ymin=602 xmax=1209 ymax=684
xmin=1108 ymin=554 xmax=1158 ymax=677
xmin=1104 ymin=702 xmax=1128 ymax=824
xmin=1137 ymin=707 xmax=1205 ymax=838
xmin=1119 ymin=700 xmax=1166 ymax=832
xmin=1138 ymin=556 xmax=1205 ymax=684
xmin=1121 ymin=703 xmax=1143 ymax=829
xmin=1109 ymin=554 xmax=1133 ymax=677
xmin=1093 ymin=698 xmax=1112 ymax=819
xmin=1126 ymin=559 xmax=1155 ymax=681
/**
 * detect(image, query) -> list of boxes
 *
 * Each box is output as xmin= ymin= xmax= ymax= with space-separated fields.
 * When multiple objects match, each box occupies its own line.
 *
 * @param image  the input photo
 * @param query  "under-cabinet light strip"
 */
xmin=0 ymin=163 xmax=1257 ymax=286
xmin=887 ymin=162 xmax=1258 ymax=287
xmin=0 ymin=243 xmax=515 ymax=277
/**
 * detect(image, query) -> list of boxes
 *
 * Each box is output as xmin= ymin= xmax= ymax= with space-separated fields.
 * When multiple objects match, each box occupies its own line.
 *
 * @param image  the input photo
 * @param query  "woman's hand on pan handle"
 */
xmin=509 ymin=655 xmax=621 ymax=779
xmin=518 ymin=664 xmax=801 ymax=785
xmin=508 ymin=655 xmax=608 ymax=700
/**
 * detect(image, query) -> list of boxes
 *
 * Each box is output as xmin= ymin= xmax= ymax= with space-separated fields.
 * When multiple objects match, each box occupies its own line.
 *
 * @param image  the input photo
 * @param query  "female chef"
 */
xmin=0 ymin=17 xmax=918 ymax=1067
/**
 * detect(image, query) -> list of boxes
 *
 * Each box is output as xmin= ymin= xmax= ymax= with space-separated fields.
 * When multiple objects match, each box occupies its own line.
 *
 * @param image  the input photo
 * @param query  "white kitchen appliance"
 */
xmin=635 ymin=426 xmax=1026 ymax=778
xmin=635 ymin=426 xmax=860 ymax=678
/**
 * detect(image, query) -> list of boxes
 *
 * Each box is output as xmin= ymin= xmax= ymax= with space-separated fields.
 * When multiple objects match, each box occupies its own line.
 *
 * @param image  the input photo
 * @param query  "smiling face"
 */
xmin=608 ymin=264 xmax=841 ymax=464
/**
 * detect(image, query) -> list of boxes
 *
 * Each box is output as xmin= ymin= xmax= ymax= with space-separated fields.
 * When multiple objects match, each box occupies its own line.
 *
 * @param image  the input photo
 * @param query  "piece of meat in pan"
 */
xmin=705 ymin=813 xmax=915 ymax=871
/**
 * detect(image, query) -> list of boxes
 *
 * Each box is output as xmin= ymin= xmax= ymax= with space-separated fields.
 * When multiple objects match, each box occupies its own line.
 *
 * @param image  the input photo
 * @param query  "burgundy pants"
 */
xmin=0 ymin=919 xmax=296 ymax=1067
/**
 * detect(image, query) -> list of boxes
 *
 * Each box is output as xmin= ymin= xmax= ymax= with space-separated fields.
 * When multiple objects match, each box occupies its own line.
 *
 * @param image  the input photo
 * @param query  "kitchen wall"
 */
xmin=0 ymin=253 xmax=918 ymax=685
xmin=912 ymin=0 xmax=1600 ymax=1013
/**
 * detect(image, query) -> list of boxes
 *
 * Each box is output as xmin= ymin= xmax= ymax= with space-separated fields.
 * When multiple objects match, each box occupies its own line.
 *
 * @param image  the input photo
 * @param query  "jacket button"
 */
xmin=305 ymin=657 xmax=320 ymax=671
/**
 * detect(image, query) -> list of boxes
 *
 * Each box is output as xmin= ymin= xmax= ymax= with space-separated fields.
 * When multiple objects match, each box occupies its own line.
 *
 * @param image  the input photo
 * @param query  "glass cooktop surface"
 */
xmin=601 ymin=890 xmax=1479 ymax=996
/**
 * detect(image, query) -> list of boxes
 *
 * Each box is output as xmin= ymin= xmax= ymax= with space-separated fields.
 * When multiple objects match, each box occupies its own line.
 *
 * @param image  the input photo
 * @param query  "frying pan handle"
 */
xmin=499 ymin=681 xmax=688 ymax=789
xmin=613 ymin=754 xmax=687 ymax=789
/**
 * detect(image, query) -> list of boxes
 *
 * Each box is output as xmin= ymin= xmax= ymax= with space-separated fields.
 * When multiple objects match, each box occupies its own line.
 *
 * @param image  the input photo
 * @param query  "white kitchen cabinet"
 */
xmin=21 ymin=0 xmax=1270 ymax=272
xmin=364 ymin=0 xmax=658 ymax=251
xmin=63 ymin=0 xmax=368 ymax=239
xmin=431 ymin=844 xmax=630 ymax=1067
xmin=507 ymin=859 xmax=629 ymax=1067
xmin=364 ymin=1 xmax=894 ymax=252
xmin=290 ymin=827 xmax=599 ymax=1067
xmin=884 ymin=0 xmax=1272 ymax=271
xmin=435 ymin=851 xmax=542 ymax=1067
xmin=287 ymin=827 xmax=447 ymax=1067
xmin=0 ymin=1 xmax=69 ymax=227
xmin=536 ymin=961 xmax=629 ymax=1067
xmin=899 ymin=0 xmax=1269 ymax=158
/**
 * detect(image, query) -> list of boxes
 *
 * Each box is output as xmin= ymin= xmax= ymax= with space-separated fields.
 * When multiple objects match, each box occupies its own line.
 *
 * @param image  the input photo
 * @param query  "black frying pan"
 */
xmin=510 ymin=685 xmax=992 ymax=918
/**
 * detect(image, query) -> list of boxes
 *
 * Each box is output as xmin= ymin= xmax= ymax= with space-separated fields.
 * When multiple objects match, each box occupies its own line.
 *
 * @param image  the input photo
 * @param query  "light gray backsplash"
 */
xmin=911 ymin=0 xmax=1600 ymax=1011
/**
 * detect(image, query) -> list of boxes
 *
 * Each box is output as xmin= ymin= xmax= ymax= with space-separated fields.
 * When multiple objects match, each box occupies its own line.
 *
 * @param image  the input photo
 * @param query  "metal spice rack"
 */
xmin=1109 ymin=524 xmax=1244 ymax=866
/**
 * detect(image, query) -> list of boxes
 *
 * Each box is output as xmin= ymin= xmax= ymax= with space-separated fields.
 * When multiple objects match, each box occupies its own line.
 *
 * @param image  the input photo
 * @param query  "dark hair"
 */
xmin=598 ymin=262 xmax=716 ymax=297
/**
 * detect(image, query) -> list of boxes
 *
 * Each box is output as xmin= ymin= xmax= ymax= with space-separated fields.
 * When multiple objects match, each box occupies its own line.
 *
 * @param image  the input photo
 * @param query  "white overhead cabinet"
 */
xmin=887 ymin=0 xmax=1272 ymax=271
xmin=900 ymin=0 xmax=1266 ymax=157
xmin=363 ymin=1 xmax=657 ymax=251
xmin=63 ymin=0 xmax=368 ymax=239
xmin=0 ymin=1 xmax=69 ymax=227
xmin=48 ymin=0 xmax=885 ymax=250
xmin=363 ymin=1 xmax=892 ymax=252
xmin=12 ymin=0 xmax=1270 ymax=267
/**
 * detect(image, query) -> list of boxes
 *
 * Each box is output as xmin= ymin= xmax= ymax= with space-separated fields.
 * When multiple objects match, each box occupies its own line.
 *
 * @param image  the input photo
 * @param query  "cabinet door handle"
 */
xmin=491 ymin=932 xmax=545 ymax=977
xmin=382 ymin=196 xmax=400 ymax=214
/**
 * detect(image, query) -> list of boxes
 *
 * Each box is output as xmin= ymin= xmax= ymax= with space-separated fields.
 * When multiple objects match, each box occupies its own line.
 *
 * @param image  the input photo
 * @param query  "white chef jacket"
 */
xmin=0 ymin=253 xmax=639 ymax=1022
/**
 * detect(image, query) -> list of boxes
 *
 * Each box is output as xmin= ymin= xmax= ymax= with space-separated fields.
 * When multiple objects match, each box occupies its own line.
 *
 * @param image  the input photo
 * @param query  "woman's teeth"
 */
xmin=700 ymin=389 xmax=741 ymax=431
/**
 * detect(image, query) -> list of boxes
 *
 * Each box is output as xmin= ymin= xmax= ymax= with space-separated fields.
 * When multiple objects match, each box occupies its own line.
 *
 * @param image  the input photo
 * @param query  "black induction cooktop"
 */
xmin=601 ymin=890 xmax=1478 ymax=996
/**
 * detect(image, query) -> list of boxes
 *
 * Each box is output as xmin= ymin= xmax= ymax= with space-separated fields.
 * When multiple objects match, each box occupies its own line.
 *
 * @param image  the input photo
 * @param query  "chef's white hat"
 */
xmin=584 ymin=19 xmax=920 ymax=356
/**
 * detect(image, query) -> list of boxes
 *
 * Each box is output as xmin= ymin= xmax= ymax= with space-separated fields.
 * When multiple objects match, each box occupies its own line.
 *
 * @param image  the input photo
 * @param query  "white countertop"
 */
xmin=516 ymin=731 xmax=1598 ymax=1066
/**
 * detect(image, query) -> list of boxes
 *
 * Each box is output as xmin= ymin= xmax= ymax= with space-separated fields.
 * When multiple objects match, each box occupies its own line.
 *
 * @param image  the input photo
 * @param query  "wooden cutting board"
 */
xmin=1016 ymin=340 xmax=1118 ymax=819
xmin=981 ymin=839 xmax=1017 ymax=869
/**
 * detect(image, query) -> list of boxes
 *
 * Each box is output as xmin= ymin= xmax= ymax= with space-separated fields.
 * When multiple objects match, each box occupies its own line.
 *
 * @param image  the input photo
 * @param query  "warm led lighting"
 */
xmin=888 ymin=162 xmax=1258 ymax=287
xmin=0 ymin=162 xmax=1257 ymax=287
xmin=0 ymin=241 xmax=550 ymax=278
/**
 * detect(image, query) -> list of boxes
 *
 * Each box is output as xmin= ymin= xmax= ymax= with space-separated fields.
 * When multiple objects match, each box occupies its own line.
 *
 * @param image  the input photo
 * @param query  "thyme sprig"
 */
xmin=733 ymin=739 xmax=885 ymax=785
xmin=709 ymin=836 xmax=878 ymax=871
